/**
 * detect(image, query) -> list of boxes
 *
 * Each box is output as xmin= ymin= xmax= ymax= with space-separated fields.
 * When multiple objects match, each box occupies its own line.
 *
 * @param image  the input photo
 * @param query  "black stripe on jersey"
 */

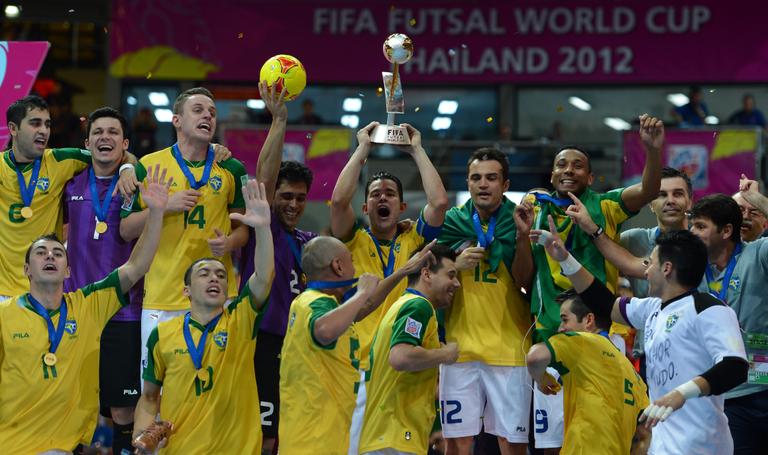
xmin=692 ymin=291 xmax=727 ymax=314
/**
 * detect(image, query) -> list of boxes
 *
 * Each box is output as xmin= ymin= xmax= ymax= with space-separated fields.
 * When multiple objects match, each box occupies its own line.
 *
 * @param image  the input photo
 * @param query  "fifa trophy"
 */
xmin=371 ymin=33 xmax=414 ymax=145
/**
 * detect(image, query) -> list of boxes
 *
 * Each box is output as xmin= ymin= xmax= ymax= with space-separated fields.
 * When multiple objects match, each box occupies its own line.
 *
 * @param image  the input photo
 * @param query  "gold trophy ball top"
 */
xmin=383 ymin=33 xmax=414 ymax=65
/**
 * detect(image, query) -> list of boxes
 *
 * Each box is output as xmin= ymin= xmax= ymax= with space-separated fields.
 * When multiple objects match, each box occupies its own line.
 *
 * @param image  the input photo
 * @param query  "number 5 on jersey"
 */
xmin=184 ymin=205 xmax=206 ymax=229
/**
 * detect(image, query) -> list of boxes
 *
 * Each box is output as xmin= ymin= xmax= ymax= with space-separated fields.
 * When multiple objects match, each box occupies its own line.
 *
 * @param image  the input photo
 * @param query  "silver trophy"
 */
xmin=371 ymin=33 xmax=414 ymax=145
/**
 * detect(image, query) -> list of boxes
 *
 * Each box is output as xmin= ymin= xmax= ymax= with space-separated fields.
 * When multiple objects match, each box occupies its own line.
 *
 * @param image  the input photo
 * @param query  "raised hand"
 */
xmin=399 ymin=123 xmax=423 ymax=153
xmin=259 ymin=80 xmax=288 ymax=122
xmin=638 ymin=114 xmax=665 ymax=154
xmin=530 ymin=215 xmax=569 ymax=262
xmin=564 ymin=192 xmax=598 ymax=234
xmin=739 ymin=173 xmax=760 ymax=193
xmin=514 ymin=200 xmax=535 ymax=236
xmin=399 ymin=239 xmax=437 ymax=276
xmin=139 ymin=164 xmax=172 ymax=212
xmin=357 ymin=121 xmax=379 ymax=148
xmin=230 ymin=178 xmax=271 ymax=228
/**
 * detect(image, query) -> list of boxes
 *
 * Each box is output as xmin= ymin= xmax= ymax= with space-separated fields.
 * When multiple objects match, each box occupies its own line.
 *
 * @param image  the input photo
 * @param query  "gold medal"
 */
xmin=43 ymin=352 xmax=57 ymax=366
xmin=95 ymin=221 xmax=108 ymax=234
xmin=21 ymin=206 xmax=33 ymax=219
xmin=196 ymin=369 xmax=207 ymax=381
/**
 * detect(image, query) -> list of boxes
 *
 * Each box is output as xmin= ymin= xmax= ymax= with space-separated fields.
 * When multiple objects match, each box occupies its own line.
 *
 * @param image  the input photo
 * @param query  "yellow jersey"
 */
xmin=545 ymin=332 xmax=649 ymax=455
xmin=345 ymin=216 xmax=437 ymax=369
xmin=360 ymin=292 xmax=440 ymax=455
xmin=446 ymin=259 xmax=532 ymax=366
xmin=122 ymin=148 xmax=246 ymax=311
xmin=143 ymin=285 xmax=265 ymax=454
xmin=0 ymin=148 xmax=89 ymax=296
xmin=0 ymin=270 xmax=127 ymax=452
xmin=279 ymin=289 xmax=361 ymax=455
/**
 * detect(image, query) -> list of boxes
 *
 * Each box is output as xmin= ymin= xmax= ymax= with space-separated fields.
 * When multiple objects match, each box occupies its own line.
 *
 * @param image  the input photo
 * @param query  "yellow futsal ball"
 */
xmin=259 ymin=54 xmax=307 ymax=101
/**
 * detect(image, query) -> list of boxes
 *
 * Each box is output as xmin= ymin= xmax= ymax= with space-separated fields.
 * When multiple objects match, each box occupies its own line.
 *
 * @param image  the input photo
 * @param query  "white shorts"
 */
xmin=438 ymin=362 xmax=532 ymax=443
xmin=140 ymin=308 xmax=187 ymax=389
xmin=362 ymin=450 xmax=416 ymax=455
xmin=348 ymin=370 xmax=368 ymax=455
xmin=532 ymin=367 xmax=564 ymax=449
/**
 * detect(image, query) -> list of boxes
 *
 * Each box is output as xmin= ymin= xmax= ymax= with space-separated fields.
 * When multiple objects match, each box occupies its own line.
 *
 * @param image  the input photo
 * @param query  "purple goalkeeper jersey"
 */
xmin=63 ymin=169 xmax=142 ymax=321
xmin=239 ymin=215 xmax=316 ymax=336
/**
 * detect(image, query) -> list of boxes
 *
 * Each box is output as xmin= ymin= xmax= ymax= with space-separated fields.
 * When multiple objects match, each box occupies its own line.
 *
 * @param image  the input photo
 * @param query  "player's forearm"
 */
xmin=525 ymin=344 xmax=551 ymax=382
xmin=412 ymin=147 xmax=449 ymax=225
xmin=698 ymin=356 xmax=749 ymax=396
xmin=119 ymin=207 xmax=164 ymax=292
xmin=256 ymin=116 xmax=287 ymax=203
xmin=389 ymin=344 xmax=447 ymax=372
xmin=313 ymin=293 xmax=369 ymax=345
xmin=511 ymin=236 xmax=534 ymax=290
xmin=120 ymin=210 xmax=149 ymax=241
xmin=228 ymin=221 xmax=250 ymax=250
xmin=625 ymin=148 xmax=662 ymax=212
xmin=742 ymin=190 xmax=768 ymax=218
xmin=330 ymin=145 xmax=369 ymax=238
xmin=354 ymin=270 xmax=405 ymax=321
xmin=247 ymin=223 xmax=275 ymax=306
xmin=133 ymin=394 xmax=160 ymax=438
xmin=593 ymin=235 xmax=647 ymax=279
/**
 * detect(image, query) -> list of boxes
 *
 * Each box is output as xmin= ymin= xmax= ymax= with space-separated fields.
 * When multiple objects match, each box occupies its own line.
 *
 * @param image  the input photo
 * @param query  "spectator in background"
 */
xmin=48 ymin=95 xmax=84 ymax=147
xmin=292 ymin=99 xmax=324 ymax=125
xmin=728 ymin=94 xmax=766 ymax=129
xmin=131 ymin=107 xmax=158 ymax=158
xmin=673 ymin=86 xmax=709 ymax=127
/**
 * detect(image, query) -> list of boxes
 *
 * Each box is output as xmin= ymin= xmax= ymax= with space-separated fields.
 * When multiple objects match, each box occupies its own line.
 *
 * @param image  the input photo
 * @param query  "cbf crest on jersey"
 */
xmin=64 ymin=319 xmax=77 ymax=335
xmin=213 ymin=331 xmax=228 ymax=349
xmin=665 ymin=313 xmax=679 ymax=333
xmin=209 ymin=175 xmax=223 ymax=193
xmin=36 ymin=177 xmax=50 ymax=192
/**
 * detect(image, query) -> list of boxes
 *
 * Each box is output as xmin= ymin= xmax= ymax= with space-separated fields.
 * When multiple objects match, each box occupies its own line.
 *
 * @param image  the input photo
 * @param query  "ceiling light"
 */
xmin=431 ymin=117 xmax=452 ymax=130
xmin=148 ymin=92 xmax=170 ymax=106
xmin=437 ymin=100 xmax=458 ymax=115
xmin=342 ymin=98 xmax=362 ymax=112
xmin=153 ymin=109 xmax=173 ymax=123
xmin=666 ymin=93 xmax=689 ymax=107
xmin=246 ymin=99 xmax=265 ymax=109
xmin=568 ymin=96 xmax=592 ymax=111
xmin=603 ymin=117 xmax=631 ymax=131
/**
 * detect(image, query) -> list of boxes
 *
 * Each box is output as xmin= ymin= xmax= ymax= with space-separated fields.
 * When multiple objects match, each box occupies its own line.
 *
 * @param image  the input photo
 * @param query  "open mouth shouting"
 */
xmin=205 ymin=284 xmax=222 ymax=298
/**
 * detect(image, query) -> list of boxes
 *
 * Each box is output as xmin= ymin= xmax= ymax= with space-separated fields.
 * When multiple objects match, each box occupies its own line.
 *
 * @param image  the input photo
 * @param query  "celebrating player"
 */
xmin=0 ymin=165 xmax=170 ymax=453
xmin=133 ymin=178 xmax=274 ymax=454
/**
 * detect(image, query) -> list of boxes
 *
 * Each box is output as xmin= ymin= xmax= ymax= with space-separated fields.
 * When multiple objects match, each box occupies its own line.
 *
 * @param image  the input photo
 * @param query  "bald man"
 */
xmin=278 ymin=236 xmax=434 ymax=455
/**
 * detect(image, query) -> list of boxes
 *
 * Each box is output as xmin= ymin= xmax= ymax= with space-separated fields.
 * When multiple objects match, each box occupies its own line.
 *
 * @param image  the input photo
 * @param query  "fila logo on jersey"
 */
xmin=12 ymin=332 xmax=30 ymax=339
xmin=64 ymin=319 xmax=77 ymax=335
xmin=405 ymin=317 xmax=422 ymax=338
xmin=123 ymin=389 xmax=139 ymax=396
xmin=665 ymin=313 xmax=680 ymax=332
xmin=36 ymin=177 xmax=50 ymax=192
xmin=70 ymin=195 xmax=84 ymax=201
xmin=213 ymin=331 xmax=228 ymax=349
xmin=209 ymin=175 xmax=223 ymax=192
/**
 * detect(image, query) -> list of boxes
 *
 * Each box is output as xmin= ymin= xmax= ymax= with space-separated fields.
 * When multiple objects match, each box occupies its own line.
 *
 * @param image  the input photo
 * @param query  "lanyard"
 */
xmin=471 ymin=208 xmax=497 ymax=249
xmin=172 ymin=143 xmax=214 ymax=190
xmin=404 ymin=288 xmax=431 ymax=304
xmin=27 ymin=294 xmax=67 ymax=355
xmin=88 ymin=167 xmax=119 ymax=222
xmin=307 ymin=278 xmax=359 ymax=302
xmin=9 ymin=151 xmax=41 ymax=208
xmin=705 ymin=243 xmax=742 ymax=301
xmin=284 ymin=230 xmax=303 ymax=269
xmin=365 ymin=227 xmax=399 ymax=277
xmin=182 ymin=312 xmax=222 ymax=371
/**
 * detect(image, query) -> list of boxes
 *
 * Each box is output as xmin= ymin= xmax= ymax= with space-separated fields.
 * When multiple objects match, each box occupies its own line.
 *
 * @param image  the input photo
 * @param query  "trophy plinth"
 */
xmin=371 ymin=123 xmax=411 ymax=145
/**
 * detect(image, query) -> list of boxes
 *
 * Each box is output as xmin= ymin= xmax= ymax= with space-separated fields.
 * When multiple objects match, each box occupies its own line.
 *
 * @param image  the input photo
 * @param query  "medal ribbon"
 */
xmin=471 ymin=208 xmax=497 ymax=249
xmin=182 ymin=312 xmax=222 ymax=371
xmin=27 ymin=294 xmax=67 ymax=355
xmin=365 ymin=227 xmax=399 ymax=277
xmin=705 ymin=242 xmax=742 ymax=301
xmin=88 ymin=167 xmax=119 ymax=223
xmin=9 ymin=151 xmax=41 ymax=208
xmin=307 ymin=278 xmax=359 ymax=302
xmin=172 ymin=143 xmax=214 ymax=190
xmin=284 ymin=230 xmax=303 ymax=270
xmin=534 ymin=193 xmax=573 ymax=208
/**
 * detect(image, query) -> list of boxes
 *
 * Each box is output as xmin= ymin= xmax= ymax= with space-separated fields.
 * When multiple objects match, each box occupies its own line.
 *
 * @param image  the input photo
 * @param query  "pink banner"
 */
xmin=0 ymin=41 xmax=50 ymax=149
xmin=222 ymin=127 xmax=351 ymax=201
xmin=622 ymin=129 xmax=761 ymax=200
xmin=110 ymin=0 xmax=768 ymax=83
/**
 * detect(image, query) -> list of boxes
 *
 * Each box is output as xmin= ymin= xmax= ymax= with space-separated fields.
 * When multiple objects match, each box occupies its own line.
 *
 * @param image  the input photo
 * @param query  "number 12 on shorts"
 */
xmin=440 ymin=400 xmax=463 ymax=424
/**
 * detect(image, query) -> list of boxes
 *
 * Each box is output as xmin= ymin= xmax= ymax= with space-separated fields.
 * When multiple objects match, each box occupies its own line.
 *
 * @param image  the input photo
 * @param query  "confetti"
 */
xmin=376 ymin=87 xmax=383 ymax=96
xmin=556 ymin=105 xmax=564 ymax=112
xmin=68 ymin=9 xmax=75 ymax=13
xmin=146 ymin=72 xmax=153 ymax=79
xmin=358 ymin=93 xmax=365 ymax=98
xmin=79 ymin=117 xmax=86 ymax=123
xmin=103 ymin=27 xmax=108 ymax=34
xmin=486 ymin=117 xmax=494 ymax=123
xmin=238 ymin=33 xmax=244 ymax=39
xmin=322 ymin=182 xmax=328 ymax=187
xmin=448 ymin=49 xmax=456 ymax=56
xmin=461 ymin=44 xmax=468 ymax=49
xmin=306 ymin=133 xmax=313 ymax=139
xmin=414 ymin=107 xmax=420 ymax=112
xmin=709 ymin=89 xmax=716 ymax=93
xmin=409 ymin=18 xmax=417 ymax=26
xmin=599 ymin=175 xmax=605 ymax=183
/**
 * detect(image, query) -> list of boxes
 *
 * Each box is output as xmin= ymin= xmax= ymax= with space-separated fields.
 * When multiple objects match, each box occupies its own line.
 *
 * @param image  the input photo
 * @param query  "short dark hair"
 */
xmin=277 ymin=161 xmax=313 ymax=190
xmin=365 ymin=171 xmax=403 ymax=202
xmin=556 ymin=289 xmax=610 ymax=331
xmin=86 ymin=107 xmax=128 ymax=137
xmin=661 ymin=166 xmax=693 ymax=198
xmin=690 ymin=194 xmax=742 ymax=244
xmin=406 ymin=243 xmax=457 ymax=286
xmin=467 ymin=147 xmax=509 ymax=182
xmin=7 ymin=95 xmax=48 ymax=127
xmin=554 ymin=146 xmax=592 ymax=172
xmin=655 ymin=230 xmax=708 ymax=288
xmin=183 ymin=257 xmax=225 ymax=285
xmin=173 ymin=87 xmax=215 ymax=115
xmin=25 ymin=233 xmax=67 ymax=265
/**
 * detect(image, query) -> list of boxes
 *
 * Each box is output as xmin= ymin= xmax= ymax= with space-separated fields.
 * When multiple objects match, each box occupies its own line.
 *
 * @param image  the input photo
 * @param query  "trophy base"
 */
xmin=371 ymin=124 xmax=411 ymax=145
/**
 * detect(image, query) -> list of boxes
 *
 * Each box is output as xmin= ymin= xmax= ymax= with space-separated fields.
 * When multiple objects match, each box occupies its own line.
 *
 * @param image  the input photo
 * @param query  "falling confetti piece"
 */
xmin=709 ymin=89 xmax=716 ymax=93
xmin=713 ymin=132 xmax=718 ymax=138
xmin=448 ymin=49 xmax=456 ymax=56
xmin=325 ymin=200 xmax=332 ymax=206
xmin=376 ymin=87 xmax=383 ymax=96
xmin=414 ymin=107 xmax=420 ymax=112
xmin=461 ymin=44 xmax=467 ymax=49
xmin=623 ymin=156 xmax=628 ymax=163
xmin=556 ymin=105 xmax=564 ymax=112
xmin=306 ymin=133 xmax=313 ymax=139
xmin=238 ymin=33 xmax=244 ymax=39
xmin=358 ymin=93 xmax=365 ymax=98
xmin=599 ymin=175 xmax=605 ymax=183
xmin=68 ymin=9 xmax=75 ymax=13
xmin=103 ymin=27 xmax=108 ymax=34
xmin=409 ymin=18 xmax=417 ymax=26
xmin=486 ymin=117 xmax=494 ymax=123
xmin=13 ymin=84 xmax=21 ymax=89
xmin=79 ymin=117 xmax=86 ymax=122
xmin=322 ymin=182 xmax=328 ymax=187
xmin=146 ymin=72 xmax=153 ymax=79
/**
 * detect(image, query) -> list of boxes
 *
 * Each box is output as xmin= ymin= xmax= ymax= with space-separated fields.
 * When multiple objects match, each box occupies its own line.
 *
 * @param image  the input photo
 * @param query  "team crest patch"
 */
xmin=121 ymin=194 xmax=135 ymax=211
xmin=729 ymin=278 xmax=740 ymax=291
xmin=213 ymin=331 xmax=228 ymax=348
xmin=64 ymin=319 xmax=77 ymax=334
xmin=209 ymin=175 xmax=223 ymax=192
xmin=36 ymin=177 xmax=50 ymax=192
xmin=664 ymin=313 xmax=679 ymax=332
xmin=288 ymin=312 xmax=296 ymax=328
xmin=404 ymin=317 xmax=422 ymax=338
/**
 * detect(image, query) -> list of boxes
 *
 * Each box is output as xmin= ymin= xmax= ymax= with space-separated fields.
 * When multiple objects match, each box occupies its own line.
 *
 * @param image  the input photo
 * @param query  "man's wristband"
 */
xmin=119 ymin=163 xmax=135 ymax=174
xmin=558 ymin=254 xmax=582 ymax=275
xmin=589 ymin=225 xmax=604 ymax=240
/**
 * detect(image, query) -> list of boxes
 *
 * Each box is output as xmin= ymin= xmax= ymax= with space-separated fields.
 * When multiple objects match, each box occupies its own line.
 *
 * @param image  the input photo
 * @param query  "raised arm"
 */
xmin=330 ymin=121 xmax=378 ymax=239
xmin=530 ymin=215 xmax=628 ymax=325
xmin=512 ymin=200 xmax=535 ymax=290
xmin=739 ymin=174 xmax=768 ymax=217
xmin=565 ymin=192 xmax=648 ymax=278
xmin=312 ymin=273 xmax=380 ymax=346
xmin=118 ymin=165 xmax=172 ymax=293
xmin=401 ymin=124 xmax=449 ymax=227
xmin=621 ymin=114 xmax=664 ymax=213
xmin=256 ymin=81 xmax=288 ymax=204
xmin=230 ymin=179 xmax=275 ymax=306
xmin=389 ymin=342 xmax=458 ymax=372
